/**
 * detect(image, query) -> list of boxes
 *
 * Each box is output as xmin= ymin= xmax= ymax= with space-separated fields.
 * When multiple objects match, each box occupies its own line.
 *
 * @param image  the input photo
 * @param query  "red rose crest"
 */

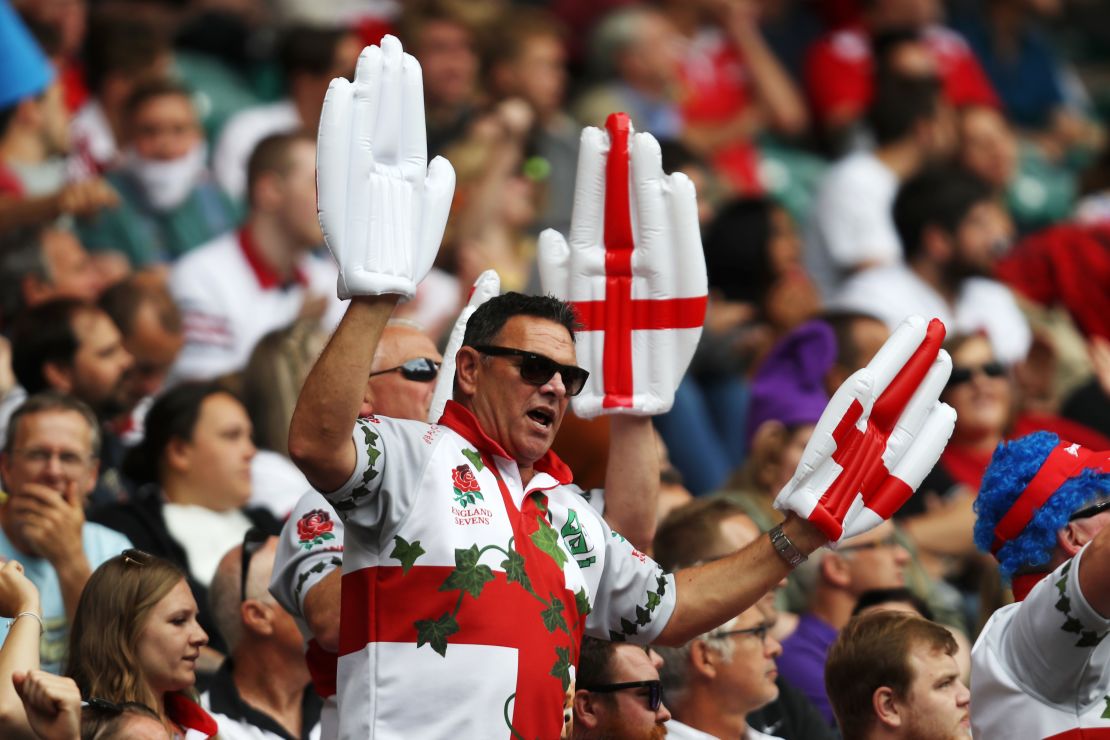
xmin=297 ymin=509 xmax=336 ymax=550
xmin=451 ymin=464 xmax=484 ymax=507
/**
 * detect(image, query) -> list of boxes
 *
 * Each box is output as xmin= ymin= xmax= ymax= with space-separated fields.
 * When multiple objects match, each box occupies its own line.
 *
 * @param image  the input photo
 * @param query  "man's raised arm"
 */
xmin=287 ymin=35 xmax=454 ymax=492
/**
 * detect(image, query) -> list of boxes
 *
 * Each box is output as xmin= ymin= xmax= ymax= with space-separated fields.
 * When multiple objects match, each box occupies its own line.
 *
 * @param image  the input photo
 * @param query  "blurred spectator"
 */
xmin=825 ymin=611 xmax=970 ymax=740
xmin=0 ymin=225 xmax=102 ymax=330
xmin=654 ymin=498 xmax=833 ymax=740
xmin=398 ymin=0 xmax=481 ymax=157
xmin=170 ymin=131 xmax=343 ymax=383
xmin=76 ymin=80 xmax=237 ymax=268
xmin=822 ymin=310 xmax=891 ymax=394
xmin=92 ymin=382 xmax=281 ymax=657
xmin=952 ymin=0 xmax=1104 ymax=156
xmin=12 ymin=0 xmax=89 ymax=112
xmin=68 ymin=9 xmax=171 ymax=178
xmin=660 ymin=0 xmax=809 ymax=194
xmin=98 ymin=276 xmax=183 ymax=407
xmin=573 ymin=637 xmax=672 ymax=739
xmin=213 ymin=25 xmax=361 ymax=203
xmin=804 ymin=0 xmax=997 ymax=145
xmin=0 ymin=1 xmax=118 ymax=231
xmin=777 ymin=521 xmax=911 ymax=726
xmin=805 ymin=73 xmax=953 ymax=299
xmin=0 ymin=393 xmax=131 ymax=673
xmin=831 ymin=166 xmax=1031 ymax=365
xmin=65 ymin=549 xmax=216 ymax=736
xmin=970 ymin=431 xmax=1110 ymax=737
xmin=575 ymin=7 xmax=683 ymax=140
xmin=957 ymin=105 xmax=1019 ymax=197
xmin=486 ymin=7 xmax=578 ymax=236
xmin=205 ymin=533 xmax=321 ymax=740
xmin=1061 ymin=335 xmax=1110 ymax=439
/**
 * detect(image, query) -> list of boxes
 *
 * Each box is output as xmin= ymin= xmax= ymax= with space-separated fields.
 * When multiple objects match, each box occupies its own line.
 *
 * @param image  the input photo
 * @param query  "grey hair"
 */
xmin=655 ymin=629 xmax=736 ymax=706
xmin=587 ymin=7 xmax=654 ymax=80
xmin=208 ymin=541 xmax=277 ymax=653
xmin=4 ymin=391 xmax=101 ymax=458
xmin=0 ymin=226 xmax=49 ymax=322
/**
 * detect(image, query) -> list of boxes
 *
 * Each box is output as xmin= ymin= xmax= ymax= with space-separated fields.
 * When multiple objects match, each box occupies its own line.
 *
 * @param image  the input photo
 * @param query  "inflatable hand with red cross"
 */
xmin=774 ymin=316 xmax=958 ymax=543
xmin=537 ymin=114 xmax=707 ymax=418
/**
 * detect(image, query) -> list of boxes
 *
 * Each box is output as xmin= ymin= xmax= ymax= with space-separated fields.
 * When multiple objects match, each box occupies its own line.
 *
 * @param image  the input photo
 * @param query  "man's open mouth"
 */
xmin=527 ymin=408 xmax=554 ymax=427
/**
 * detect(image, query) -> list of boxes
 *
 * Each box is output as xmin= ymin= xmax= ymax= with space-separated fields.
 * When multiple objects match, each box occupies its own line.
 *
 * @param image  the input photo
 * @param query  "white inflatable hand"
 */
xmin=427 ymin=269 xmax=501 ymax=423
xmin=538 ymin=113 xmax=706 ymax=418
xmin=316 ymin=35 xmax=455 ymax=299
xmin=773 ymin=316 xmax=957 ymax=542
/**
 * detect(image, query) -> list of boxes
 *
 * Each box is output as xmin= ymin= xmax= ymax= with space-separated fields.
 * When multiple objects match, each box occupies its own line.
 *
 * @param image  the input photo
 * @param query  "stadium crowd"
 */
xmin=0 ymin=0 xmax=1109 ymax=738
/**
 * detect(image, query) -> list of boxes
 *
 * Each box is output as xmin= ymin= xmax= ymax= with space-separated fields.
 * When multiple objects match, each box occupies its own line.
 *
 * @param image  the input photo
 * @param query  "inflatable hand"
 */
xmin=538 ymin=113 xmax=707 ymax=418
xmin=774 ymin=316 xmax=957 ymax=542
xmin=428 ymin=269 xmax=501 ymax=423
xmin=316 ymin=35 xmax=455 ymax=299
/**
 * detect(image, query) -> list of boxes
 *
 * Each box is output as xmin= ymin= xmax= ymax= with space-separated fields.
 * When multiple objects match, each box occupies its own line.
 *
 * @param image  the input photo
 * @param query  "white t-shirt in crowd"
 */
xmin=212 ymin=100 xmax=302 ymax=201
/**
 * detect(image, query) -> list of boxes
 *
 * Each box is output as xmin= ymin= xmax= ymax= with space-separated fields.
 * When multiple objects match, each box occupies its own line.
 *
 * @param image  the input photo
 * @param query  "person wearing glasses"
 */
xmin=0 ymin=393 xmax=131 ymax=674
xmin=776 ymin=522 xmax=912 ymax=726
xmin=572 ymin=637 xmax=671 ymax=739
xmin=969 ymin=431 xmax=1110 ymax=738
xmin=204 ymin=532 xmax=320 ymax=740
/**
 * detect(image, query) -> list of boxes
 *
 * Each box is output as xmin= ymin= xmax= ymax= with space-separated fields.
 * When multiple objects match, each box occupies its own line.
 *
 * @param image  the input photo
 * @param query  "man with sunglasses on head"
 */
xmin=970 ymin=431 xmax=1110 ymax=737
xmin=288 ymin=35 xmax=955 ymax=739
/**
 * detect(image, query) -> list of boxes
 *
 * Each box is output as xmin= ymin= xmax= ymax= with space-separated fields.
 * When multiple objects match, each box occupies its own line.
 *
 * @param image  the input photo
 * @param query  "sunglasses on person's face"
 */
xmin=1069 ymin=498 xmax=1110 ymax=522
xmin=471 ymin=345 xmax=590 ymax=397
xmin=368 ymin=358 xmax=440 ymax=383
xmin=946 ymin=361 xmax=1007 ymax=390
xmin=240 ymin=527 xmax=268 ymax=602
xmin=580 ymin=679 xmax=664 ymax=712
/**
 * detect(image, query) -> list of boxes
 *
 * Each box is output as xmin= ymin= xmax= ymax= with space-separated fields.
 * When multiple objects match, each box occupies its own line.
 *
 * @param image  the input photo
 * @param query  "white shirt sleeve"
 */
xmin=269 ymin=491 xmax=344 ymax=619
xmin=999 ymin=544 xmax=1110 ymax=707
xmin=169 ymin=252 xmax=239 ymax=381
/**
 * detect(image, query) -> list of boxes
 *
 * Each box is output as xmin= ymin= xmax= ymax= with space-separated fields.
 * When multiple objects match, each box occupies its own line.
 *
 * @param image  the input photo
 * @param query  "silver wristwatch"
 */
xmin=769 ymin=524 xmax=807 ymax=569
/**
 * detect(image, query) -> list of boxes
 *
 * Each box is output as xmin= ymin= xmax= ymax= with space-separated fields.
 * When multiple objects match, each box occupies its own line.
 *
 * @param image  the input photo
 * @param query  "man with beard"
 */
xmin=573 ymin=638 xmax=671 ymax=739
xmin=8 ymin=298 xmax=135 ymax=504
xmin=76 ymin=80 xmax=237 ymax=268
xmin=830 ymin=165 xmax=1031 ymax=366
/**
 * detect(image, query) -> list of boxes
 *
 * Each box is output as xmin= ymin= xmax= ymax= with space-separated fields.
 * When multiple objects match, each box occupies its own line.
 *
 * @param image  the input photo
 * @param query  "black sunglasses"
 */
xmin=580 ymin=679 xmax=663 ymax=711
xmin=241 ymin=527 xmax=269 ymax=602
xmin=1069 ymin=499 xmax=1110 ymax=522
xmin=369 ymin=357 xmax=440 ymax=383
xmin=471 ymin=345 xmax=590 ymax=397
xmin=946 ymin=361 xmax=1007 ymax=390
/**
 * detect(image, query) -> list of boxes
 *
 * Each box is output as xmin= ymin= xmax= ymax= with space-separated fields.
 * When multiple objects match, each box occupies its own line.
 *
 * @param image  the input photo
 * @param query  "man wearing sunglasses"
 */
xmin=970 ymin=432 xmax=1110 ymax=738
xmin=574 ymin=637 xmax=671 ymax=739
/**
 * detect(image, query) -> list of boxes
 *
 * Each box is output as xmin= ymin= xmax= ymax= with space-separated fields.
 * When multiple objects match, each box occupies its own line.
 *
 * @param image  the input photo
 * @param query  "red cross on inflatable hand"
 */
xmin=538 ymin=113 xmax=708 ymax=418
xmin=774 ymin=316 xmax=958 ymax=542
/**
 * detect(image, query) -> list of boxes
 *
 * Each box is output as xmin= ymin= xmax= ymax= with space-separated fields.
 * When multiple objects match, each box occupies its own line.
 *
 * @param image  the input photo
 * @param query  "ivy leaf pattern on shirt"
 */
xmin=1053 ymin=559 xmax=1108 ymax=647
xmin=540 ymin=595 xmax=569 ymax=635
xmin=440 ymin=544 xmax=495 ymax=599
xmin=461 ymin=448 xmax=484 ymax=471
xmin=501 ymin=548 xmax=532 ymax=593
xmin=530 ymin=517 xmax=568 ymax=570
xmin=575 ymin=587 xmax=592 ymax=619
xmin=550 ymin=646 xmax=572 ymax=693
xmin=415 ymin=612 xmax=460 ymax=657
xmin=390 ymin=535 xmax=426 ymax=575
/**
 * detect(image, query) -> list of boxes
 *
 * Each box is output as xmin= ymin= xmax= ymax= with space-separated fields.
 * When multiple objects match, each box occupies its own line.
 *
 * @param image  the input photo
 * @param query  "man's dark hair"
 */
xmin=852 ymin=587 xmax=934 ymax=620
xmin=894 ymin=167 xmax=994 ymax=260
xmin=487 ymin=7 xmax=566 ymax=68
xmin=5 ymin=391 xmax=101 ymax=458
xmin=654 ymin=498 xmax=749 ymax=572
xmin=462 ymin=292 xmax=578 ymax=347
xmin=702 ymin=198 xmax=776 ymax=305
xmin=245 ymin=130 xmax=315 ymax=208
xmin=577 ymin=636 xmax=620 ymax=689
xmin=98 ymin=277 xmax=182 ymax=339
xmin=123 ymin=78 xmax=193 ymax=122
xmin=10 ymin=299 xmax=96 ymax=395
xmin=0 ymin=103 xmax=19 ymax=139
xmin=867 ymin=73 xmax=942 ymax=147
xmin=122 ymin=381 xmax=236 ymax=485
xmin=0 ymin=226 xmax=49 ymax=326
xmin=871 ymin=27 xmax=925 ymax=75
xmin=83 ymin=12 xmax=169 ymax=95
xmin=278 ymin=26 xmax=349 ymax=79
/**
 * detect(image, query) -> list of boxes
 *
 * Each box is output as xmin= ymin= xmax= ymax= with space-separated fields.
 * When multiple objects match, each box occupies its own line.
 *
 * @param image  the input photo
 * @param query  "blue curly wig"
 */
xmin=974 ymin=431 xmax=1110 ymax=578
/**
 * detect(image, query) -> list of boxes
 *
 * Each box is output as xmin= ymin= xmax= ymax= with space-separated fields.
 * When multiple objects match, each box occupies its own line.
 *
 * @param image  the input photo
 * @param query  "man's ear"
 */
xmin=1057 ymin=522 xmax=1088 ymax=557
xmin=821 ymin=551 xmax=852 ymax=589
xmin=241 ymin=600 xmax=274 ymax=637
xmin=872 ymin=686 xmax=902 ymax=729
xmin=21 ymin=274 xmax=52 ymax=308
xmin=572 ymin=689 xmax=603 ymax=730
xmin=454 ymin=346 xmax=482 ymax=398
xmin=359 ymin=380 xmax=375 ymax=418
xmin=42 ymin=361 xmax=75 ymax=394
xmin=689 ymin=638 xmax=718 ymax=680
xmin=165 ymin=436 xmax=192 ymax=475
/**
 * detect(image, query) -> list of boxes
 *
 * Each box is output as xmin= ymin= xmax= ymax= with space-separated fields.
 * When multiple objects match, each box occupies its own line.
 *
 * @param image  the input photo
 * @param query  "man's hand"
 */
xmin=774 ymin=316 xmax=956 ymax=542
xmin=538 ymin=113 xmax=707 ymax=418
xmin=316 ymin=34 xmax=455 ymax=300
xmin=11 ymin=671 xmax=81 ymax=740
xmin=9 ymin=483 xmax=85 ymax=568
xmin=428 ymin=269 xmax=500 ymax=423
xmin=0 ymin=561 xmax=39 ymax=618
xmin=57 ymin=178 xmax=119 ymax=218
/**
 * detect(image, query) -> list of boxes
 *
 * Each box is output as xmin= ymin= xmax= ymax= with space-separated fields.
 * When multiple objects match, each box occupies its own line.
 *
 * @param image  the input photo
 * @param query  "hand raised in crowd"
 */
xmin=8 ymin=482 xmax=85 ymax=568
xmin=56 ymin=178 xmax=119 ymax=219
xmin=0 ymin=560 xmax=40 ymax=618
xmin=11 ymin=671 xmax=82 ymax=740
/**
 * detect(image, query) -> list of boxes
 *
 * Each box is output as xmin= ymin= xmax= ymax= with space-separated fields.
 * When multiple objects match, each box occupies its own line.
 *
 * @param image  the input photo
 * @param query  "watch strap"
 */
xmin=769 ymin=524 xmax=807 ymax=569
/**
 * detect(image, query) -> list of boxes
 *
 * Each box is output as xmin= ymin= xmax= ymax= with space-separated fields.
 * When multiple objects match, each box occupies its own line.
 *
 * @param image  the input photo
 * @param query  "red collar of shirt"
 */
xmin=238 ymin=227 xmax=308 ymax=290
xmin=165 ymin=692 xmax=219 ymax=737
xmin=1011 ymin=572 xmax=1047 ymax=602
xmin=436 ymin=400 xmax=574 ymax=486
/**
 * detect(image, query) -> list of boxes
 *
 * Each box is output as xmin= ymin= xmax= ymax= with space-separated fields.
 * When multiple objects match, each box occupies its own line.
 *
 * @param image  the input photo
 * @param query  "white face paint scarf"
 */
xmin=125 ymin=142 xmax=208 ymax=212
